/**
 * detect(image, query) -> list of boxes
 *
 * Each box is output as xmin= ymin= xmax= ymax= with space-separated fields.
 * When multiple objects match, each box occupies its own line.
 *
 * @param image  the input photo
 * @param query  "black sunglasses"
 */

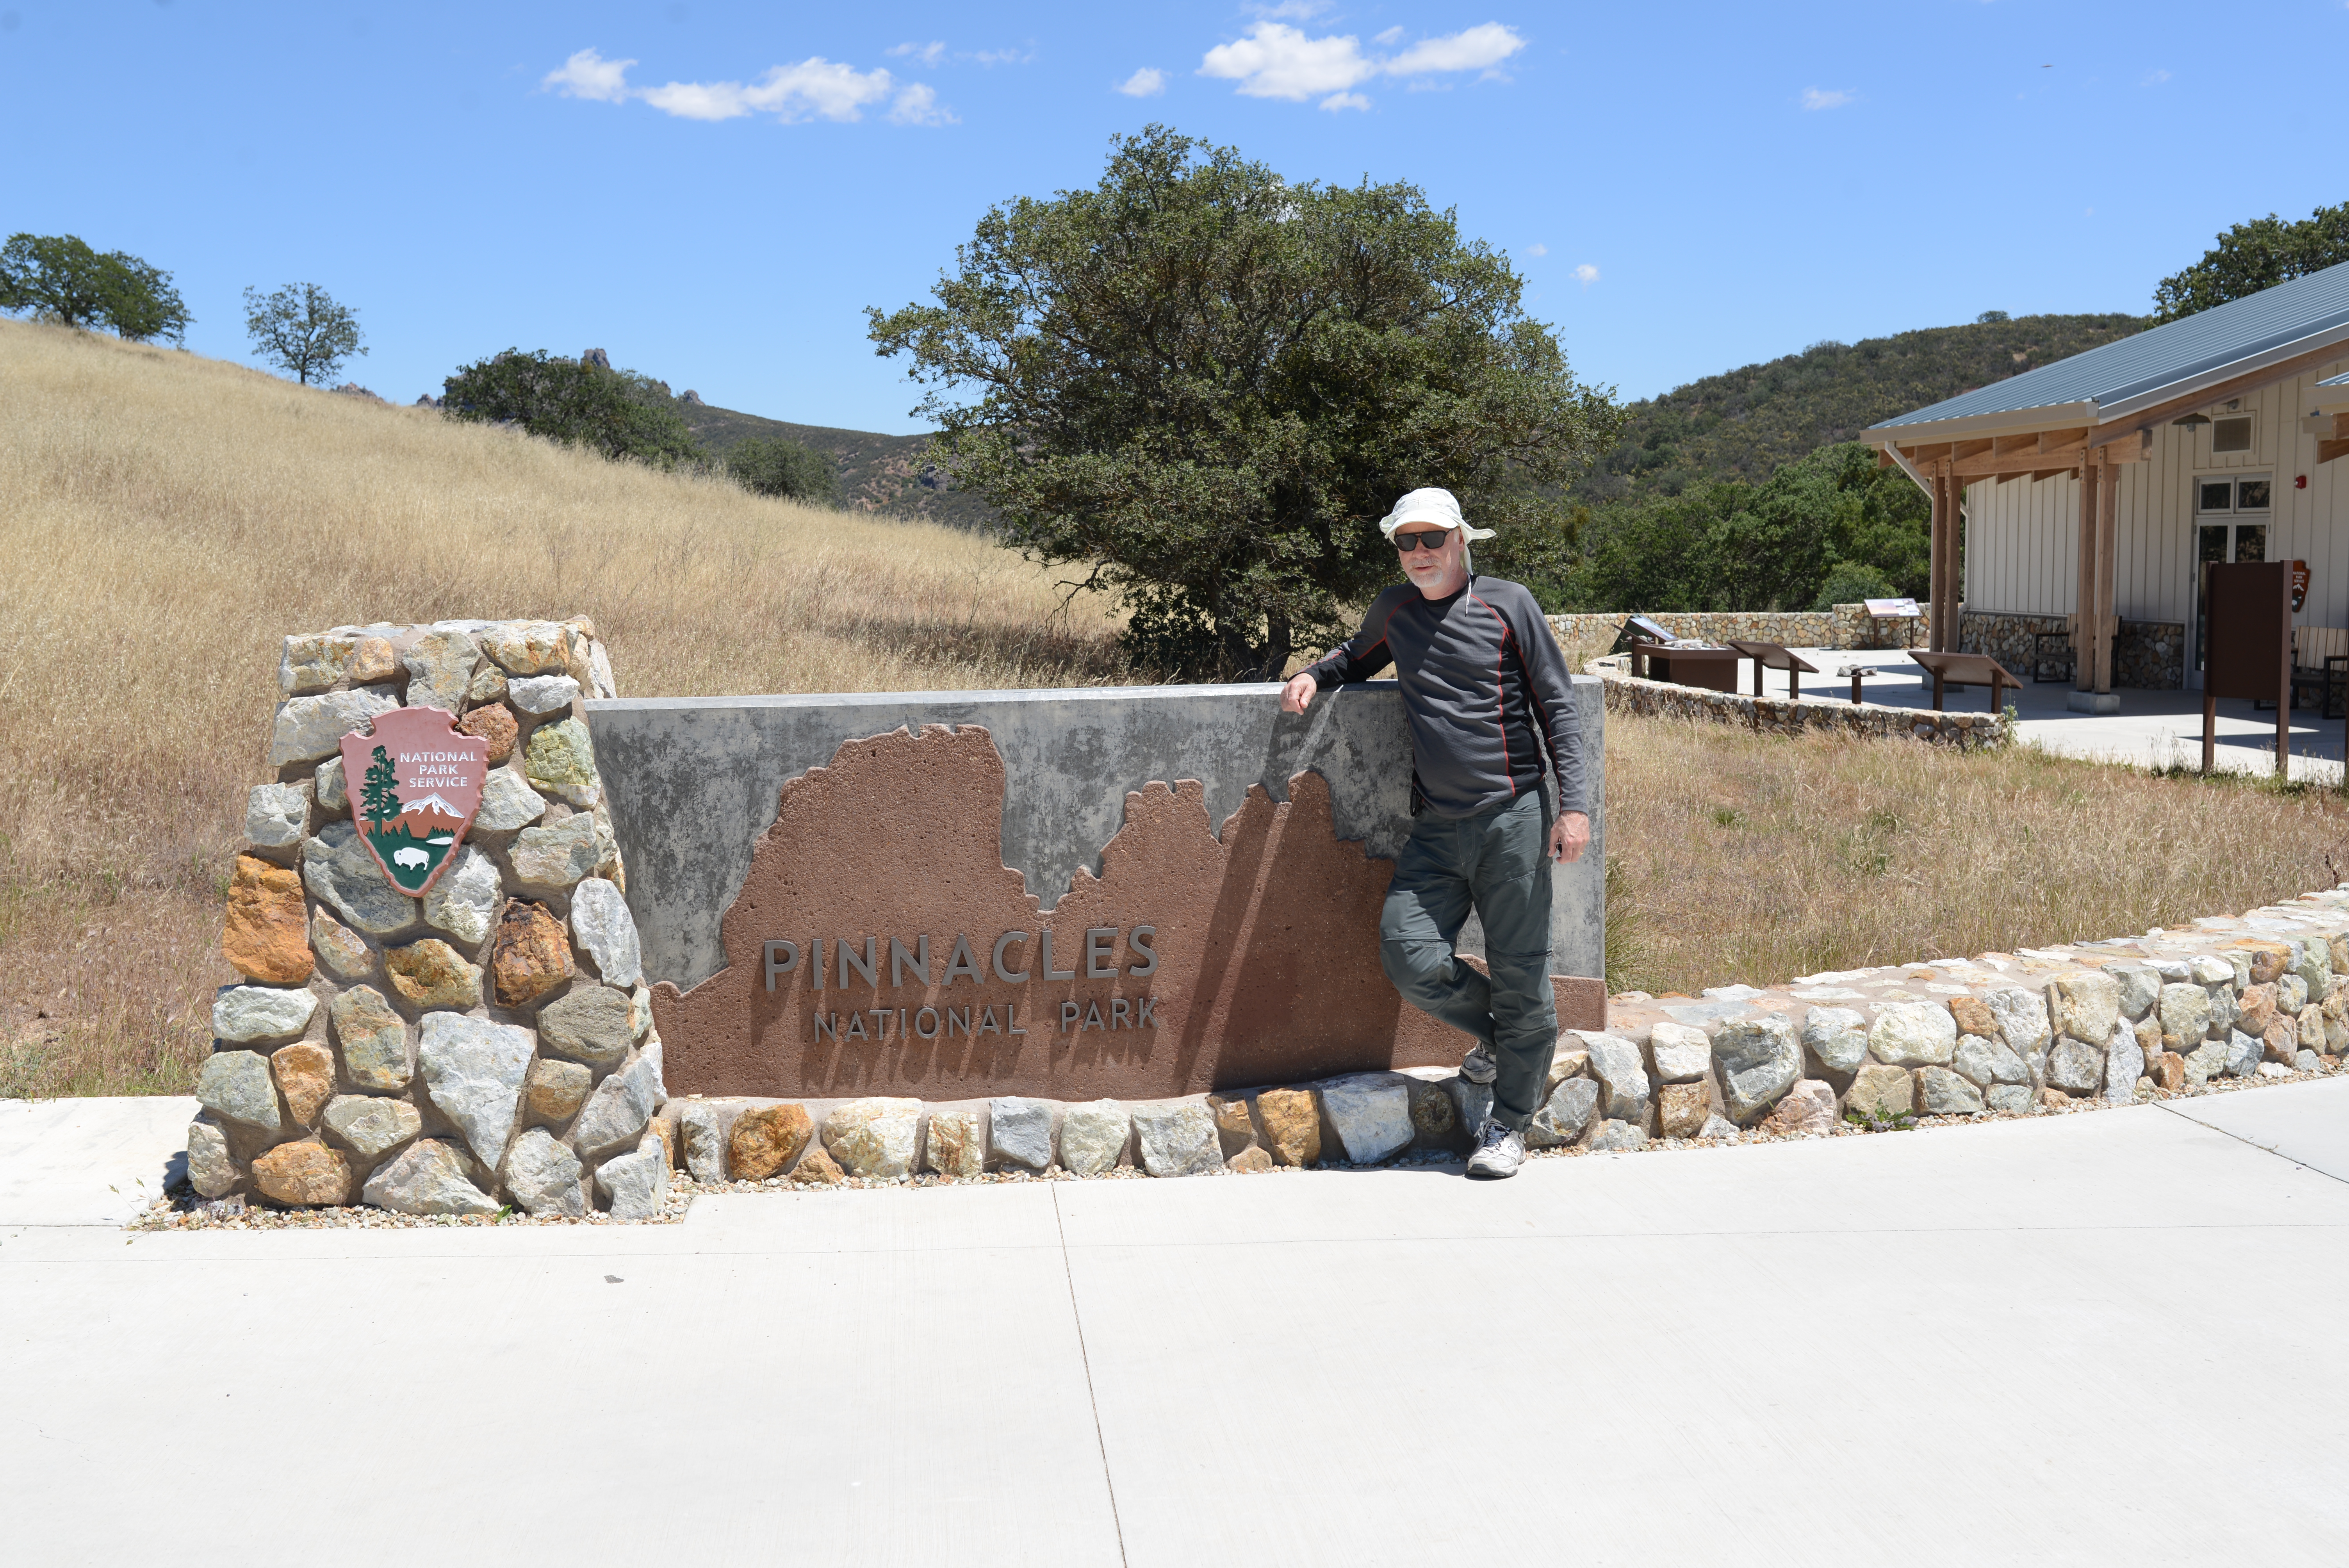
xmin=1392 ymin=529 xmax=1452 ymax=552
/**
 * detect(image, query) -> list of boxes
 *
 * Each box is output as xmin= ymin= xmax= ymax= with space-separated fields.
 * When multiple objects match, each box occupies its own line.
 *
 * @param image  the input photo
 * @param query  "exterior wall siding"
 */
xmin=1960 ymin=354 xmax=2349 ymax=683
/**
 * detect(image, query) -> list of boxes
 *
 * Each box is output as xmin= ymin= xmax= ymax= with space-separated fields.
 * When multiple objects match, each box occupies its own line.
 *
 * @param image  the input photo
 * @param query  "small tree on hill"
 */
xmin=727 ymin=436 xmax=840 ymax=506
xmin=867 ymin=125 xmax=1625 ymax=679
xmin=440 ymin=349 xmax=702 ymax=469
xmin=0 ymin=232 xmax=190 ymax=343
xmin=2155 ymin=201 xmax=2349 ymax=322
xmin=244 ymin=282 xmax=366 ymax=385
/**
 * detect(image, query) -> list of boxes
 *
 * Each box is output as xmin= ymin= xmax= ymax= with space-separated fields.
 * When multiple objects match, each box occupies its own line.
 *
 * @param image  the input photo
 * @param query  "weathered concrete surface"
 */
xmin=588 ymin=677 xmax=1606 ymax=993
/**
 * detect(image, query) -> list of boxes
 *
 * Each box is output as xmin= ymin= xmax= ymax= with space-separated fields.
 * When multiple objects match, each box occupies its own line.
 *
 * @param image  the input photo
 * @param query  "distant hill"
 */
xmin=1575 ymin=312 xmax=2150 ymax=503
xmin=665 ymin=392 xmax=998 ymax=533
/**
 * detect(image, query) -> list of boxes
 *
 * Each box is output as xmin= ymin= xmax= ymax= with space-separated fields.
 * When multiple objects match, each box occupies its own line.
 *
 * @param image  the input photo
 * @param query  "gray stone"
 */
xmin=509 ymin=813 xmax=601 ymax=892
xmin=1714 ymin=1013 xmax=1803 ymax=1123
xmin=402 ymin=629 xmax=479 ymax=715
xmin=328 ymin=984 xmax=410 ymax=1092
xmin=2183 ymin=1037 xmax=2229 ymax=1085
xmin=2104 ymin=1025 xmax=2146 ymax=1105
xmin=2279 ymin=973 xmax=2309 ymax=1016
xmin=1131 ymin=1102 xmax=1222 ymax=1177
xmin=1985 ymin=1084 xmax=2034 ymax=1113
xmin=1952 ymin=1033 xmax=2030 ymax=1087
xmin=1578 ymin=1032 xmax=1651 ymax=1122
xmin=1317 ymin=1074 xmax=1414 ymax=1163
xmin=1058 ymin=1101 xmax=1130 ymax=1176
xmin=186 ymin=1117 xmax=239 ymax=1198
xmin=588 ymin=640 xmax=616 ymax=700
xmin=314 ymin=755 xmax=349 ymax=814
xmin=507 ymin=674 xmax=581 ymax=715
xmin=1445 ymin=1075 xmax=1495 ymax=1135
xmin=2188 ymin=953 xmax=2235 ymax=987
xmin=2224 ymin=1028 xmax=2262 ymax=1078
xmin=1647 ymin=1021 xmax=1712 ymax=1083
xmin=523 ymin=716 xmax=602 ymax=809
xmin=679 ymin=1101 xmax=729 ymax=1183
xmin=417 ymin=1013 xmax=534 ymax=1169
xmin=1800 ymin=1007 xmax=1868 ymax=1074
xmin=269 ymin=686 xmax=400 ymax=766
xmin=244 ymin=782 xmax=313 ymax=848
xmin=1868 ymin=1002 xmax=1958 ymax=1067
xmin=303 ymin=820 xmax=418 ymax=936
xmin=211 ymin=984 xmax=318 ymax=1045
xmin=536 ymin=984 xmax=634 ymax=1070
xmin=2110 ymin=965 xmax=2161 ymax=1022
xmin=474 ymin=766 xmax=547 ymax=832
xmin=1696 ymin=1114 xmax=1740 ymax=1142
xmin=321 ymin=1095 xmax=421 ymax=1165
xmin=987 ymin=1097 xmax=1055 ymax=1171
xmin=595 ymin=1134 xmax=670 ymax=1220
xmin=362 ymin=1139 xmax=498 ymax=1216
xmin=1916 ymin=1065 xmax=1985 ymax=1115
xmin=822 ymin=1096 xmax=922 ymax=1179
xmin=569 ymin=877 xmax=642 ymax=988
xmin=196 ymin=1050 xmax=283 ymax=1133
xmin=2158 ymin=983 xmax=2213 ymax=1046
xmin=469 ymin=663 xmax=509 ymax=704
xmin=2296 ymin=1049 xmax=2324 ymax=1072
xmin=421 ymin=844 xmax=500 ymax=946
xmin=572 ymin=1052 xmax=663 ymax=1160
xmin=1588 ymin=1120 xmax=1647 ymax=1152
xmin=1985 ymin=987 xmax=2053 ymax=1057
xmin=503 ymin=1128 xmax=586 ymax=1216
xmin=1525 ymin=1076 xmax=1599 ymax=1149
xmin=2293 ymin=937 xmax=2332 ymax=1001
xmin=2044 ymin=1037 xmax=2106 ymax=1095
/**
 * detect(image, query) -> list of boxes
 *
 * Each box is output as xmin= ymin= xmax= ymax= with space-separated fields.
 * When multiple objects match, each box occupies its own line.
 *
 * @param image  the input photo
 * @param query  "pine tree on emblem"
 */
xmin=360 ymin=744 xmax=403 ymax=834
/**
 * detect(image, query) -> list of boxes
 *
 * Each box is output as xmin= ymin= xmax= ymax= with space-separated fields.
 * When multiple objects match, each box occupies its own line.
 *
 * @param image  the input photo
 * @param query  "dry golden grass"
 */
xmin=0 ymin=322 xmax=1133 ymax=1097
xmin=1604 ymin=709 xmax=2349 ymax=994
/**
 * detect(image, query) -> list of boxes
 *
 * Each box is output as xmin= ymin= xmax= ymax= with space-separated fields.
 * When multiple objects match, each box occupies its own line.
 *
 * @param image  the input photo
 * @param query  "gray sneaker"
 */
xmin=1466 ymin=1117 xmax=1525 ymax=1179
xmin=1460 ymin=1042 xmax=1498 ymax=1085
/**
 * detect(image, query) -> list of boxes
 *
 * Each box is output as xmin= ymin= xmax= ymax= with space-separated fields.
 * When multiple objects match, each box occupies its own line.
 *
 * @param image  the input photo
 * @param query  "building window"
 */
xmin=2197 ymin=475 xmax=2272 ymax=513
xmin=2212 ymin=413 xmax=2254 ymax=453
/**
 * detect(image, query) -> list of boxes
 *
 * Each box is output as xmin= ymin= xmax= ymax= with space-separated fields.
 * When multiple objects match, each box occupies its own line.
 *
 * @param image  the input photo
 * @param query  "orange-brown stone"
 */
xmin=384 ymin=939 xmax=482 ymax=1011
xmin=1255 ymin=1088 xmax=1321 ymax=1167
xmin=1227 ymin=1146 xmax=1275 ymax=1173
xmin=1947 ymin=994 xmax=1998 ymax=1040
xmin=271 ymin=1042 xmax=336 ymax=1128
xmin=251 ymin=1140 xmax=355 ymax=1207
xmin=2151 ymin=1051 xmax=2187 ymax=1093
xmin=2241 ymin=944 xmax=2290 ymax=986
xmin=792 ymin=1141 xmax=846 ymax=1185
xmin=221 ymin=855 xmax=313 ymax=985
xmin=489 ymin=900 xmax=572 ymax=1009
xmin=2238 ymin=984 xmax=2277 ymax=1037
xmin=727 ymin=1103 xmax=813 ymax=1180
xmin=458 ymin=702 xmax=519 ymax=766
xmin=2263 ymin=1017 xmax=2300 ymax=1063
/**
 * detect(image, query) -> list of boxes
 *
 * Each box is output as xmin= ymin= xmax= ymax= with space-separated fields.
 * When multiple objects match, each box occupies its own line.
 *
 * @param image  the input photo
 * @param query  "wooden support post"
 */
xmin=2073 ymin=460 xmax=2098 ymax=692
xmin=2203 ymin=692 xmax=2217 ymax=775
xmin=2093 ymin=451 xmax=2120 ymax=693
xmin=1927 ymin=467 xmax=1948 ymax=653
xmin=2279 ymin=566 xmax=2293 ymax=777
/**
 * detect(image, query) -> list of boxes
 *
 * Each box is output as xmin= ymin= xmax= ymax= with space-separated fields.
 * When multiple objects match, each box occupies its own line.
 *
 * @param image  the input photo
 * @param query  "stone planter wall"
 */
xmin=1547 ymin=606 xmax=1915 ymax=655
xmin=195 ymin=617 xmax=675 ymax=1220
xmin=1957 ymin=610 xmax=2187 ymax=691
xmin=1586 ymin=659 xmax=2008 ymax=748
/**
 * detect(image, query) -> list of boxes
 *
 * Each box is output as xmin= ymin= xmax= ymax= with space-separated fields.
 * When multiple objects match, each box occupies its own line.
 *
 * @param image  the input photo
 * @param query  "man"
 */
xmin=1280 ymin=487 xmax=1591 ymax=1179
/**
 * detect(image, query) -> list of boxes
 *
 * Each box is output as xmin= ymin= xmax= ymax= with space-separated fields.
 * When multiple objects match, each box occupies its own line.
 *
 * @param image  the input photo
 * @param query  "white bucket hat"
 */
xmin=1378 ymin=486 xmax=1496 ymax=542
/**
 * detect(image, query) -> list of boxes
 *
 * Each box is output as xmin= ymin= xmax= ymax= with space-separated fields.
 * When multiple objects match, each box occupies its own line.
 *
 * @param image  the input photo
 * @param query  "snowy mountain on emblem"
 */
xmin=398 ymin=791 xmax=465 ymax=819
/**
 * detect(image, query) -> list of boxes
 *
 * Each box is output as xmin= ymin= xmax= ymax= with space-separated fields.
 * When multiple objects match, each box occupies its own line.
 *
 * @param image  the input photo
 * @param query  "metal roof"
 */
xmin=2323 ymin=371 xmax=2349 ymax=388
xmin=1868 ymin=259 xmax=2349 ymax=436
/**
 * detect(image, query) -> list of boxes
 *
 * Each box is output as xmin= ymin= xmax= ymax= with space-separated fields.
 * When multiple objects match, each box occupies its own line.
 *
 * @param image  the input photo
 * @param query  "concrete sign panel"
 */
xmin=337 ymin=707 xmax=490 ymax=896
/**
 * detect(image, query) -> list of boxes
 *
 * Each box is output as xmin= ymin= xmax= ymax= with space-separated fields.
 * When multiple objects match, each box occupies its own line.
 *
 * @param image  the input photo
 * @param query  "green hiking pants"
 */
xmin=1379 ymin=789 xmax=1558 ymax=1130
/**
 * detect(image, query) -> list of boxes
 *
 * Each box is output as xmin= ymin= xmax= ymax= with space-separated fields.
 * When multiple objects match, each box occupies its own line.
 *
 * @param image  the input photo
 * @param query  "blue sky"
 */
xmin=3 ymin=2 xmax=2342 ymax=433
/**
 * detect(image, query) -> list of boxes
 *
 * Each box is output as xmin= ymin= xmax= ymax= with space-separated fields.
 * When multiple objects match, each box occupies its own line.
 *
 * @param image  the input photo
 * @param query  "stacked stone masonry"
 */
xmin=1549 ymin=606 xmax=1912 ymax=655
xmin=1584 ymin=657 xmax=2007 ymax=748
xmin=196 ymin=617 xmax=672 ymax=1219
xmin=1958 ymin=610 xmax=2186 ymax=692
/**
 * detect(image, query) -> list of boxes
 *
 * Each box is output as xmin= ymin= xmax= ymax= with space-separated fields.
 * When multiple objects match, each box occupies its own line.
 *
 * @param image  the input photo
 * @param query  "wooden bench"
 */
xmin=1627 ymin=642 xmax=1741 ymax=693
xmin=1726 ymin=639 xmax=1822 ymax=700
xmin=1909 ymin=650 xmax=2024 ymax=714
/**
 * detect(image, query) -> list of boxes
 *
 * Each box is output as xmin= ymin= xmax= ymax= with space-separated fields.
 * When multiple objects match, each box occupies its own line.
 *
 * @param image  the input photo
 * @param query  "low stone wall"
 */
xmin=1548 ymin=606 xmax=1911 ymax=654
xmin=1587 ymin=659 xmax=2007 ymax=748
xmin=192 ymin=617 xmax=676 ymax=1220
xmin=1959 ymin=610 xmax=2187 ymax=691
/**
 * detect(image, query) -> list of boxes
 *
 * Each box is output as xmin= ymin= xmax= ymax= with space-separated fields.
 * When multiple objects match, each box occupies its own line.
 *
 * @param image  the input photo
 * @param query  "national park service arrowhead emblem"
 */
xmin=338 ymin=707 xmax=491 ymax=896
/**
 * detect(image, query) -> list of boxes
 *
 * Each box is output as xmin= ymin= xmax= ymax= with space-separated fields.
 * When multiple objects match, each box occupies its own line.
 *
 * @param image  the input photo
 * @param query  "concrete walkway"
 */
xmin=5 ymin=1089 xmax=2347 ymax=1565
xmin=1748 ymin=648 xmax=2348 ymax=783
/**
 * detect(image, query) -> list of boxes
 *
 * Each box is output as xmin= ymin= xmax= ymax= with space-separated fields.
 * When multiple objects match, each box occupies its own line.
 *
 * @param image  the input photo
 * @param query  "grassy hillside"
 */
xmin=668 ymin=394 xmax=999 ymax=533
xmin=0 ymin=322 xmax=1127 ymax=1098
xmin=1577 ymin=312 xmax=2149 ymax=502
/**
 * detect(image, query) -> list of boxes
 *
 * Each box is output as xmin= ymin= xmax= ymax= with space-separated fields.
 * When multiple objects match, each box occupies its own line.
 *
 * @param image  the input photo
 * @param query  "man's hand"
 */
xmin=1280 ymin=671 xmax=1317 ymax=714
xmin=1549 ymin=811 xmax=1591 ymax=864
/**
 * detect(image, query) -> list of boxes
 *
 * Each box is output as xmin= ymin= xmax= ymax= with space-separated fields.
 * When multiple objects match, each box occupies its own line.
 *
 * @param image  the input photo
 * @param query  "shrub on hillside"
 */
xmin=0 ymin=232 xmax=190 ymax=344
xmin=440 ymin=349 xmax=702 ymax=469
xmin=1811 ymin=560 xmax=1900 ymax=611
xmin=727 ymin=435 xmax=840 ymax=506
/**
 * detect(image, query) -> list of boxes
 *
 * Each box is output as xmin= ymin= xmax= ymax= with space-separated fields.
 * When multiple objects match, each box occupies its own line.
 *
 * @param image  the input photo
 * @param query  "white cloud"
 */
xmin=1199 ymin=20 xmax=1527 ymax=106
xmin=888 ymin=41 xmax=946 ymax=65
xmin=543 ymin=47 xmax=634 ymax=103
xmin=1373 ymin=26 xmax=1405 ymax=45
xmin=1572 ymin=263 xmax=1599 ymax=285
xmin=889 ymin=82 xmax=957 ymax=125
xmin=1117 ymin=66 xmax=1168 ymax=98
xmin=970 ymin=47 xmax=1032 ymax=66
xmin=1800 ymin=86 xmax=1855 ymax=110
xmin=1249 ymin=0 xmax=1334 ymax=17
xmin=2142 ymin=68 xmax=2171 ymax=86
xmin=1522 ymin=242 xmax=1548 ymax=257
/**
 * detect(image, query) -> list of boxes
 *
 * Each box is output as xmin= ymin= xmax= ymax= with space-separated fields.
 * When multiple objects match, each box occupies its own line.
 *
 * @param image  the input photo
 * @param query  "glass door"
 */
xmin=2189 ymin=477 xmax=2272 ymax=685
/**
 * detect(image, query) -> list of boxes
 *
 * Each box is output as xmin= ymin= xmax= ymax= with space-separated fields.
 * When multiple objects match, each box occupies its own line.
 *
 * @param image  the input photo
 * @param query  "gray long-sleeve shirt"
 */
xmin=1303 ymin=576 xmax=1588 ymax=820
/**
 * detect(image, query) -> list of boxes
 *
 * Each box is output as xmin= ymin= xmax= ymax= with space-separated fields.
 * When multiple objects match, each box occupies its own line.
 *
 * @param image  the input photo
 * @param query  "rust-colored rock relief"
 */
xmin=653 ymin=723 xmax=1598 ymax=1101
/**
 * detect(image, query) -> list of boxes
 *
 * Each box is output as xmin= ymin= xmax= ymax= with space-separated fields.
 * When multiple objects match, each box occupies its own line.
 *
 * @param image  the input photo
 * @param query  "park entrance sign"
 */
xmin=335 ymin=707 xmax=489 ymax=896
xmin=587 ymin=681 xmax=1608 ymax=1103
